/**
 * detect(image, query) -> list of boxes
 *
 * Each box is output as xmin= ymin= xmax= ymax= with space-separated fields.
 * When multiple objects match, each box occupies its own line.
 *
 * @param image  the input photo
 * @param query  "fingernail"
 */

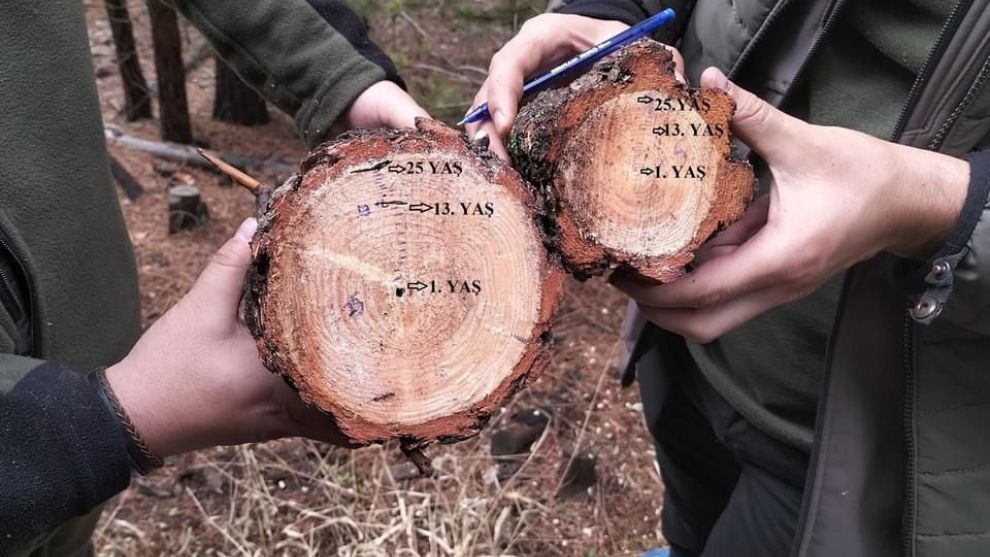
xmin=704 ymin=67 xmax=731 ymax=92
xmin=235 ymin=218 xmax=258 ymax=243
xmin=472 ymin=129 xmax=490 ymax=148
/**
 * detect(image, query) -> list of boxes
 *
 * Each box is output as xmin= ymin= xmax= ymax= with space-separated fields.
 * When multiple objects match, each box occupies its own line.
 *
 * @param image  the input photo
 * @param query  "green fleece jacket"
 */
xmin=0 ymin=0 xmax=401 ymax=554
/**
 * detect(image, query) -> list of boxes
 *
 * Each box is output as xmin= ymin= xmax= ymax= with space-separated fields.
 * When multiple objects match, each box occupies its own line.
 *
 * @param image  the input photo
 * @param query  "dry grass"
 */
xmin=84 ymin=1 xmax=666 ymax=555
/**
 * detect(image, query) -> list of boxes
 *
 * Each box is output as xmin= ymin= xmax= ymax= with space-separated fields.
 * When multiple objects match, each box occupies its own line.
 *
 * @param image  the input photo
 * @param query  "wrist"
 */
xmin=886 ymin=145 xmax=970 ymax=260
xmin=104 ymin=357 xmax=183 ymax=458
xmin=92 ymin=366 xmax=165 ymax=473
xmin=105 ymin=353 xmax=291 ymax=458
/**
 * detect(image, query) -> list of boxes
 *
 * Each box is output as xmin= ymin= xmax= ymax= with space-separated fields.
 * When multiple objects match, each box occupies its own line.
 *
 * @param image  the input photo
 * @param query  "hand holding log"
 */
xmin=508 ymin=40 xmax=756 ymax=282
xmin=238 ymin=120 xmax=563 ymax=458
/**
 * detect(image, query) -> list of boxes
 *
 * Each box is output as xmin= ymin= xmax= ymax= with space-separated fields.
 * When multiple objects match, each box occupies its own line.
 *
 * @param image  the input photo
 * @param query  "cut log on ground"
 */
xmin=168 ymin=184 xmax=209 ymax=233
xmin=244 ymin=119 xmax=564 ymax=456
xmin=509 ymin=39 xmax=756 ymax=282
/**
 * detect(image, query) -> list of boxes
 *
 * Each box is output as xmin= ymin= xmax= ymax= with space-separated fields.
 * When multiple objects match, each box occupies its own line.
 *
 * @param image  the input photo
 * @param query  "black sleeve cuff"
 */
xmin=908 ymin=150 xmax=990 ymax=324
xmin=303 ymin=0 xmax=407 ymax=90
xmin=0 ymin=362 xmax=131 ymax=555
xmin=553 ymin=0 xmax=689 ymax=44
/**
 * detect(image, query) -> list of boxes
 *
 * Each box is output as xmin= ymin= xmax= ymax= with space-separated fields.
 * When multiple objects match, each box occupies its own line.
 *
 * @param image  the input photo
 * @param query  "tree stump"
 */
xmin=245 ymin=120 xmax=564 ymax=455
xmin=509 ymin=40 xmax=756 ymax=282
xmin=168 ymin=184 xmax=209 ymax=233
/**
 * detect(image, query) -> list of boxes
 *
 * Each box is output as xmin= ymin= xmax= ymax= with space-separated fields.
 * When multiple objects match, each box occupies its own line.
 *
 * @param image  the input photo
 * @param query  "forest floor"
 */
xmin=85 ymin=1 xmax=665 ymax=555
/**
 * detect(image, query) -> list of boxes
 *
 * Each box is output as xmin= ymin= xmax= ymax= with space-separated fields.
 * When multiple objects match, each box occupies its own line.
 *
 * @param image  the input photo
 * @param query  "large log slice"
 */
xmin=509 ymin=40 xmax=757 ymax=282
xmin=245 ymin=120 xmax=564 ymax=452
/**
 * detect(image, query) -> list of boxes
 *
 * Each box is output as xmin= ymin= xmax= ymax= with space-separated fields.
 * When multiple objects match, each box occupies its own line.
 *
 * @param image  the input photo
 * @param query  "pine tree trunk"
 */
xmin=103 ymin=0 xmax=152 ymax=121
xmin=146 ymin=0 xmax=192 ymax=144
xmin=509 ymin=40 xmax=757 ymax=282
xmin=244 ymin=120 xmax=563 ymax=452
xmin=213 ymin=55 xmax=269 ymax=126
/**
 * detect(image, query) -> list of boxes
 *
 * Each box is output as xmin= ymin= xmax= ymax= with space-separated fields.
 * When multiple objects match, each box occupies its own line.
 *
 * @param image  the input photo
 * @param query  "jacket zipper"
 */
xmin=0 ymin=232 xmax=35 ymax=356
xmin=727 ymin=0 xmax=795 ymax=80
xmin=730 ymin=0 xmax=848 ymax=117
xmin=778 ymin=0 xmax=847 ymax=106
xmin=890 ymin=0 xmax=973 ymax=143
xmin=929 ymin=56 xmax=990 ymax=150
xmin=902 ymin=311 xmax=918 ymax=557
xmin=888 ymin=4 xmax=970 ymax=555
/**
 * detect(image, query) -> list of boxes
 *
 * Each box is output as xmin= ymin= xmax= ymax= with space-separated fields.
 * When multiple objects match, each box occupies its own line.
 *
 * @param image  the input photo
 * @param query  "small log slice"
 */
xmin=509 ymin=39 xmax=757 ymax=282
xmin=245 ymin=120 xmax=564 ymax=453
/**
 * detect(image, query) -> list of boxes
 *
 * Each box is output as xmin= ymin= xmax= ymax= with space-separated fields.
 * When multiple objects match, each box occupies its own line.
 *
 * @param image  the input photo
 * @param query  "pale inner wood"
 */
xmin=557 ymin=91 xmax=718 ymax=258
xmin=267 ymin=153 xmax=546 ymax=427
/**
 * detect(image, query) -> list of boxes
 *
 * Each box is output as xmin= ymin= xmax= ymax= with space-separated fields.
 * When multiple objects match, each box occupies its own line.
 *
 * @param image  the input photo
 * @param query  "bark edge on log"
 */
xmin=244 ymin=119 xmax=565 ymax=449
xmin=509 ymin=40 xmax=757 ymax=282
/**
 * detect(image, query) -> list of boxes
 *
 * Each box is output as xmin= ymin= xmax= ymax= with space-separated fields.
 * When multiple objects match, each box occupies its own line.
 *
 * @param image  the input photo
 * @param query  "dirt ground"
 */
xmin=85 ymin=1 xmax=666 ymax=555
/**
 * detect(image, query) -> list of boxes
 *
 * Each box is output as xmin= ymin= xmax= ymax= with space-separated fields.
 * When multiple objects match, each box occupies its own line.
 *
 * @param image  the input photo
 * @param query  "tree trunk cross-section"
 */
xmin=509 ymin=40 xmax=757 ymax=282
xmin=245 ymin=120 xmax=564 ymax=450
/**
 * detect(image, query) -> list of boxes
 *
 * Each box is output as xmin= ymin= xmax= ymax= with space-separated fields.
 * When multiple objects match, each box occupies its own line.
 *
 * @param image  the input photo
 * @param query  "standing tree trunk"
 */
xmin=213 ymin=55 xmax=269 ymax=126
xmin=509 ymin=40 xmax=756 ymax=282
xmin=146 ymin=0 xmax=192 ymax=144
xmin=103 ymin=0 xmax=152 ymax=121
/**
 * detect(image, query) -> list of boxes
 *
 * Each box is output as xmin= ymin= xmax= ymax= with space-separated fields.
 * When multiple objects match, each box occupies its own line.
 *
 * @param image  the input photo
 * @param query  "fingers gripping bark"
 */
xmin=467 ymin=15 xmax=631 ymax=158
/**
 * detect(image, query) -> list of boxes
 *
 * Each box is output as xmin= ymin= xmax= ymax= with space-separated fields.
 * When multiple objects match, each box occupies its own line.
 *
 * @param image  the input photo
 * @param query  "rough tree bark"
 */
xmin=103 ymin=0 xmax=152 ymax=121
xmin=509 ymin=40 xmax=756 ymax=282
xmin=146 ymin=0 xmax=192 ymax=144
xmin=243 ymin=120 xmax=564 ymax=459
xmin=213 ymin=55 xmax=269 ymax=126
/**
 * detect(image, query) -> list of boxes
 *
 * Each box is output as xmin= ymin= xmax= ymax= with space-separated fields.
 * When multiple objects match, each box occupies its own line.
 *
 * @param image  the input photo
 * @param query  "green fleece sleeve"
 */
xmin=0 ymin=353 xmax=43 ymax=392
xmin=165 ymin=0 xmax=392 ymax=148
xmin=0 ymin=359 xmax=132 ymax=556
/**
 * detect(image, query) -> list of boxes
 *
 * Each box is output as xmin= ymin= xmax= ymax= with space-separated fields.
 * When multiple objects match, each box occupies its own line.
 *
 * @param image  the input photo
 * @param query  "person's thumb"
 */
xmin=187 ymin=218 xmax=257 ymax=317
xmin=700 ymin=67 xmax=805 ymax=164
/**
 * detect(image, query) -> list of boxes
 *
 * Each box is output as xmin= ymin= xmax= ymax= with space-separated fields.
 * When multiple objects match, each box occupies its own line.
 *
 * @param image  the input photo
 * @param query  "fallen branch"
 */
xmin=104 ymin=126 xmax=296 ymax=177
xmin=107 ymin=154 xmax=144 ymax=201
xmin=399 ymin=11 xmax=428 ymax=40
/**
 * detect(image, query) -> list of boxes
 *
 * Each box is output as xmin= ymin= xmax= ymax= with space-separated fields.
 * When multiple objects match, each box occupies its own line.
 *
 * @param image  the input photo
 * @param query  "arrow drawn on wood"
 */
xmin=350 ymin=159 xmax=392 ymax=174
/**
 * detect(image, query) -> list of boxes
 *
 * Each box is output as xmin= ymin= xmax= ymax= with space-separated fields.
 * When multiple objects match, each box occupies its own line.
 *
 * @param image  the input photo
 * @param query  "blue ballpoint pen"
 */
xmin=458 ymin=8 xmax=677 ymax=127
